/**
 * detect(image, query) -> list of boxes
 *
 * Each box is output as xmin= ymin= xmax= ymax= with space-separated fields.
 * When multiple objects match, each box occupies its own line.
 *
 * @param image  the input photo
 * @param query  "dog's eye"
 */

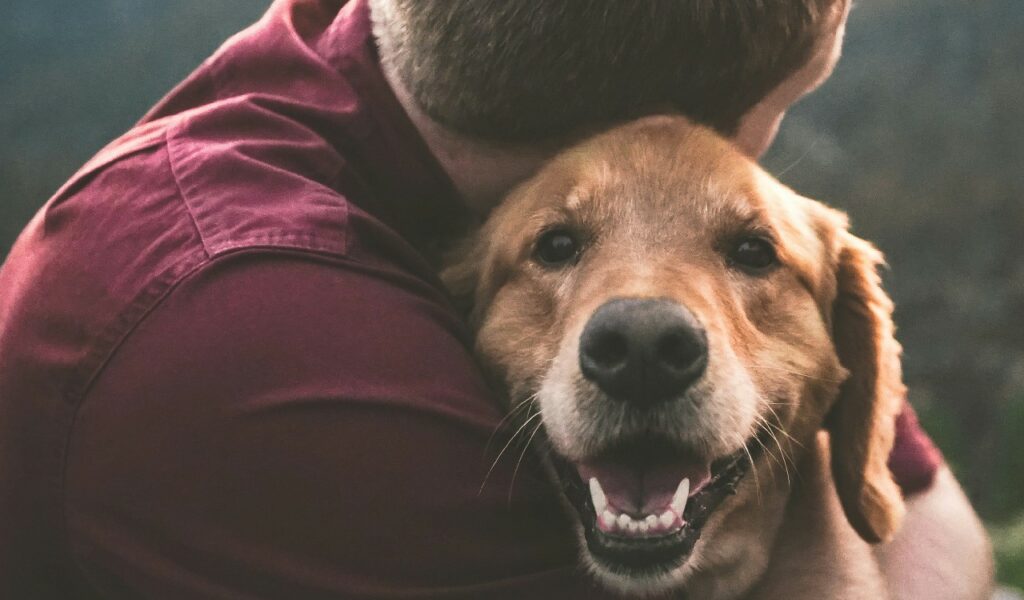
xmin=534 ymin=229 xmax=581 ymax=267
xmin=729 ymin=237 xmax=778 ymax=273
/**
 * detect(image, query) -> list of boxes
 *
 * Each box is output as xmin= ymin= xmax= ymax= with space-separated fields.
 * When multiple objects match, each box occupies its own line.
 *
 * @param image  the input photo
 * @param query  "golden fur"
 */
xmin=443 ymin=115 xmax=905 ymax=598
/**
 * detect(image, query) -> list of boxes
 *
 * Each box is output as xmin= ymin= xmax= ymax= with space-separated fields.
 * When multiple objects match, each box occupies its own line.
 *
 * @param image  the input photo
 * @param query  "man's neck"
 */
xmin=376 ymin=0 xmax=851 ymax=212
xmin=381 ymin=63 xmax=554 ymax=215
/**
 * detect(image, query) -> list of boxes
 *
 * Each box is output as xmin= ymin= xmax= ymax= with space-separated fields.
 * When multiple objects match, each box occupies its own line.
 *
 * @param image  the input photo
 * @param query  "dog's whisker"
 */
xmin=741 ymin=441 xmax=763 ymax=507
xmin=770 ymin=428 xmax=797 ymax=484
xmin=748 ymin=364 xmax=844 ymax=384
xmin=762 ymin=411 xmax=797 ymax=469
xmin=761 ymin=410 xmax=809 ymax=488
xmin=484 ymin=393 xmax=538 ymax=453
xmin=507 ymin=420 xmax=545 ymax=506
xmin=749 ymin=431 xmax=787 ymax=500
xmin=752 ymin=416 xmax=782 ymax=476
xmin=479 ymin=410 xmax=542 ymax=496
xmin=753 ymin=408 xmax=797 ymax=484
xmin=756 ymin=415 xmax=793 ymax=487
xmin=482 ymin=394 xmax=541 ymax=468
xmin=771 ymin=423 xmax=802 ymax=452
xmin=772 ymin=139 xmax=819 ymax=179
xmin=761 ymin=403 xmax=804 ymax=450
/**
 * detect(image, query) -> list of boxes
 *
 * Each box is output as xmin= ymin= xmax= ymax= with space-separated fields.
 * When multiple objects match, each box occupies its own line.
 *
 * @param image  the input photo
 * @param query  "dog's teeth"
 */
xmin=645 ymin=515 xmax=659 ymax=530
xmin=617 ymin=514 xmax=631 ymax=530
xmin=627 ymin=520 xmax=639 ymax=533
xmin=588 ymin=478 xmax=608 ymax=515
xmin=600 ymin=510 xmax=617 ymax=530
xmin=671 ymin=477 xmax=690 ymax=515
xmin=638 ymin=520 xmax=650 ymax=534
xmin=659 ymin=511 xmax=675 ymax=528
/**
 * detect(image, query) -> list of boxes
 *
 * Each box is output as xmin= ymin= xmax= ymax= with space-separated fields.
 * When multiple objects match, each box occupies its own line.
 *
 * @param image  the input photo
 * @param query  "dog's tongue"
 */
xmin=576 ymin=457 xmax=711 ymax=516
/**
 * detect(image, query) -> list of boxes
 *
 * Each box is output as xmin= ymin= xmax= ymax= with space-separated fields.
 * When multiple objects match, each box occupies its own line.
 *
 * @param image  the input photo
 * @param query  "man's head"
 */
xmin=370 ymin=0 xmax=848 ymax=155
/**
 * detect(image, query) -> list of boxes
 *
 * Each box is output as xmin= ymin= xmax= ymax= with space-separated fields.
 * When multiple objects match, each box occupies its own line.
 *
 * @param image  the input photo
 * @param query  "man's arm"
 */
xmin=876 ymin=466 xmax=994 ymax=600
xmin=62 ymin=253 xmax=607 ymax=599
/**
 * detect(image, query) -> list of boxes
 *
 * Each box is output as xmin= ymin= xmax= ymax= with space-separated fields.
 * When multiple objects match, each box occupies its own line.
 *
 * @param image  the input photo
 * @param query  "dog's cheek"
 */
xmin=744 ymin=289 xmax=846 ymax=459
xmin=476 ymin=285 xmax=563 ymax=399
xmin=770 ymin=292 xmax=845 ymax=428
xmin=705 ymin=341 xmax=762 ymax=456
xmin=535 ymin=340 xmax=586 ymax=458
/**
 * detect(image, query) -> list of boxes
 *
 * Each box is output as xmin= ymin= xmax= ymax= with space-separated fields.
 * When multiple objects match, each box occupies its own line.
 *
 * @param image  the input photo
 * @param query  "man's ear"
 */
xmin=827 ymin=230 xmax=907 ymax=544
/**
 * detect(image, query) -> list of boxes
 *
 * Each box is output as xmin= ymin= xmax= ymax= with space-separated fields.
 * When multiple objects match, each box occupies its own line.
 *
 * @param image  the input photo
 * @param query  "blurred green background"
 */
xmin=2 ymin=0 xmax=1022 ymax=589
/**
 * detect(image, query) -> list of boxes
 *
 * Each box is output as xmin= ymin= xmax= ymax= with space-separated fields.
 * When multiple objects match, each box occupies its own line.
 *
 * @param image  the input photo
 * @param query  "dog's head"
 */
xmin=444 ymin=116 xmax=905 ymax=594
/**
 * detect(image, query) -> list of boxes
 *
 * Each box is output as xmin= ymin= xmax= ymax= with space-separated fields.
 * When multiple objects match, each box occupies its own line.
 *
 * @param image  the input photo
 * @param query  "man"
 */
xmin=0 ymin=0 xmax=991 ymax=597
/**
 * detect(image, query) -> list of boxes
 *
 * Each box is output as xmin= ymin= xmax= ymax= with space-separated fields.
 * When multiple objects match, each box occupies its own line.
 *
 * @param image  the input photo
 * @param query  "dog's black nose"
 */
xmin=579 ymin=298 xmax=707 ymax=407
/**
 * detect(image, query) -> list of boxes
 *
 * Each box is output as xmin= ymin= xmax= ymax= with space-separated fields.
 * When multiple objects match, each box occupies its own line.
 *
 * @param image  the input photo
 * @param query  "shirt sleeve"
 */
xmin=888 ymin=403 xmax=943 ymax=496
xmin=63 ymin=252 xmax=608 ymax=599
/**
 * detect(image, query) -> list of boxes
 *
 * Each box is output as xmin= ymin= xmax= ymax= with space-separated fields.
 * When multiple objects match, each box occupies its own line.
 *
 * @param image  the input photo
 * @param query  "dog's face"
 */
xmin=444 ymin=116 xmax=905 ymax=595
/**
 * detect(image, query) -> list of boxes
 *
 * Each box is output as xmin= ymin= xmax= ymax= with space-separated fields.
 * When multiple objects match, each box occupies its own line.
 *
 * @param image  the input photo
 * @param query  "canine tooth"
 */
xmin=671 ymin=478 xmax=690 ymax=515
xmin=600 ymin=510 xmax=617 ymax=529
xmin=638 ymin=521 xmax=650 ymax=533
xmin=588 ymin=478 xmax=608 ymax=515
xmin=627 ymin=520 xmax=639 ymax=533
xmin=645 ymin=515 xmax=659 ymax=529
xmin=617 ymin=514 xmax=631 ymax=530
xmin=659 ymin=511 xmax=675 ymax=528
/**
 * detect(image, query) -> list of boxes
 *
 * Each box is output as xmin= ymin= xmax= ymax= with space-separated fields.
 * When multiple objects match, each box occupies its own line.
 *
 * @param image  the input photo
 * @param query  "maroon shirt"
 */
xmin=0 ymin=0 xmax=940 ymax=597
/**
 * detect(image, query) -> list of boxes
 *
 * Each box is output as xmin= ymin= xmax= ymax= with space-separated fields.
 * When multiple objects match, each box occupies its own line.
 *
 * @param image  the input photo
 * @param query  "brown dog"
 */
xmin=443 ymin=116 xmax=905 ymax=598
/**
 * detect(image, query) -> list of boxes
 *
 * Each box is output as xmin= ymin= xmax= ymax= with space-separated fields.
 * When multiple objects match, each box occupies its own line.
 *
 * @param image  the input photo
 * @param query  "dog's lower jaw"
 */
xmin=580 ymin=550 xmax=699 ymax=599
xmin=678 ymin=487 xmax=788 ymax=600
xmin=543 ymin=459 xmax=699 ymax=597
xmin=574 ymin=466 xmax=790 ymax=600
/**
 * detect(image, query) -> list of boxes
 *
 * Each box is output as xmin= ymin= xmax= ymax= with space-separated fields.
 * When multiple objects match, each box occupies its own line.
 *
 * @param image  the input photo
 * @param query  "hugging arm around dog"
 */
xmin=0 ymin=0 xmax=991 ymax=598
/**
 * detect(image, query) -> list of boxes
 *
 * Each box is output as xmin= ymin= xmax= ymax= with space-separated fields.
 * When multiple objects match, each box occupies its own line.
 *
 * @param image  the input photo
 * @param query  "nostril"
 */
xmin=655 ymin=330 xmax=703 ymax=372
xmin=580 ymin=298 xmax=708 ymax=405
xmin=586 ymin=331 xmax=629 ymax=369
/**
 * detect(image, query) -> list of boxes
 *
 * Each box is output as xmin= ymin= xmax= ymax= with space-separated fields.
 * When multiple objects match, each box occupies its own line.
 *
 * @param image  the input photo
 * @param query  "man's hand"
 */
xmin=875 ymin=466 xmax=994 ymax=600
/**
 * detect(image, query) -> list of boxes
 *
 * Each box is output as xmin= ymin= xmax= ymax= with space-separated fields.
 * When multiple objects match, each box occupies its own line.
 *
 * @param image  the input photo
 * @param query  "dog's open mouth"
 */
xmin=551 ymin=436 xmax=757 ymax=576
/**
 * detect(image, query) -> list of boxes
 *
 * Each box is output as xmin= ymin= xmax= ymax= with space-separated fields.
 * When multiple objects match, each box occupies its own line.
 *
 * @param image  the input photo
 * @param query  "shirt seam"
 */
xmin=58 ymin=246 xmax=406 ymax=595
xmin=163 ymin=129 xmax=214 ymax=258
xmin=163 ymin=117 xmax=351 ymax=259
xmin=58 ymin=248 xmax=209 ymax=596
xmin=164 ymin=123 xmax=221 ymax=254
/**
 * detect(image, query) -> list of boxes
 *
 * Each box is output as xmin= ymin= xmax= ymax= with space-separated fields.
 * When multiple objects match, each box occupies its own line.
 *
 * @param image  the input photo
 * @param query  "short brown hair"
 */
xmin=370 ymin=0 xmax=838 ymax=143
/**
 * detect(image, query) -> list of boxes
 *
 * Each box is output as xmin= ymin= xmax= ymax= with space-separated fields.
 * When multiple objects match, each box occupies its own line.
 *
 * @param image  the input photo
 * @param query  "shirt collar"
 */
xmin=320 ymin=0 xmax=473 ymax=257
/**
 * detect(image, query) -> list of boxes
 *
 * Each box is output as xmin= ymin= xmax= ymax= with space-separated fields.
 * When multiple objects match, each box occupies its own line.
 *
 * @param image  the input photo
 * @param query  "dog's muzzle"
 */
xmin=544 ymin=297 xmax=757 ymax=576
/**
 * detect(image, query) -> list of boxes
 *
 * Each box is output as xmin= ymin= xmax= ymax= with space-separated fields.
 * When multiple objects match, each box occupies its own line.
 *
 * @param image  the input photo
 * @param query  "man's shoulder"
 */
xmin=88 ymin=251 xmax=485 ymax=415
xmin=0 ymin=104 xmax=432 ymax=404
xmin=60 ymin=252 xmax=602 ymax=600
xmin=24 ymin=92 xmax=403 ymax=294
xmin=161 ymin=99 xmax=355 ymax=259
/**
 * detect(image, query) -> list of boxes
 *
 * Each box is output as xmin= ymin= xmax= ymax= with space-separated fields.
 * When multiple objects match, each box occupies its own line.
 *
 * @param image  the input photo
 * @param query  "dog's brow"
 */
xmin=526 ymin=207 xmax=575 ymax=238
xmin=565 ymin=190 xmax=585 ymax=211
xmin=708 ymin=193 xmax=776 ymax=238
xmin=737 ymin=218 xmax=779 ymax=243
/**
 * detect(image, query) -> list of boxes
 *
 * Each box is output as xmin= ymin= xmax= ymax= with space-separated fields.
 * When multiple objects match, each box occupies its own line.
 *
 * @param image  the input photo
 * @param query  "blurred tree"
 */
xmin=0 ymin=0 xmax=269 ymax=251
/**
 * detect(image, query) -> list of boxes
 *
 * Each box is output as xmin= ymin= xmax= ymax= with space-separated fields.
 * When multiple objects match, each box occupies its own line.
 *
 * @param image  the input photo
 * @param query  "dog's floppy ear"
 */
xmin=440 ymin=227 xmax=508 ymax=328
xmin=827 ymin=228 xmax=907 ymax=544
xmin=441 ymin=232 xmax=486 ymax=322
